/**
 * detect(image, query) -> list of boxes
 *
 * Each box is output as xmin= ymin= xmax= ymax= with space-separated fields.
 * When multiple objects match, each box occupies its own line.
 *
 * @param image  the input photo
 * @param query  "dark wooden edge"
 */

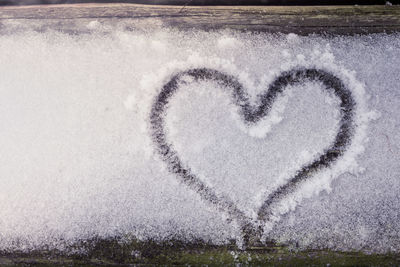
xmin=0 ymin=4 xmax=400 ymax=34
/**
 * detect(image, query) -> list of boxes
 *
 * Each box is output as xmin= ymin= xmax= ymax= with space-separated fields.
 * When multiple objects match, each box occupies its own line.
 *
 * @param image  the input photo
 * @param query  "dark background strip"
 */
xmin=0 ymin=0 xmax=398 ymax=6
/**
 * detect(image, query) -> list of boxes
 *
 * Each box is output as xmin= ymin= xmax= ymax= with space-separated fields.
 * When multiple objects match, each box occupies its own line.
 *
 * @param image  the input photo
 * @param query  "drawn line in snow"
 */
xmin=150 ymin=68 xmax=355 ymax=246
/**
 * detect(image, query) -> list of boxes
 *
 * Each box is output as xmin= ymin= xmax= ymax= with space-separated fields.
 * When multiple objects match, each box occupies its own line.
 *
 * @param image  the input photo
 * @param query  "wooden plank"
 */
xmin=0 ymin=0 xmax=390 ymax=5
xmin=0 ymin=3 xmax=399 ymax=34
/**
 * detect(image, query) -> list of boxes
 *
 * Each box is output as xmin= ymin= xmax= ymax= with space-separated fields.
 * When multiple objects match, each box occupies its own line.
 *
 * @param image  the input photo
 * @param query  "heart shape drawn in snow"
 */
xmin=150 ymin=68 xmax=355 ymax=246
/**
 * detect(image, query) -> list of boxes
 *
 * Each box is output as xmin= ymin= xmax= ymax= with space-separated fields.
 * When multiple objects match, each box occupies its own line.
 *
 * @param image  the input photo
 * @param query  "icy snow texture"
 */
xmin=0 ymin=22 xmax=399 ymax=252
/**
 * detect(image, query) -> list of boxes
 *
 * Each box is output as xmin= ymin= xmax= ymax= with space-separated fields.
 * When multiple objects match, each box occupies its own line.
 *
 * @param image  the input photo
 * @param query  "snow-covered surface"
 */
xmin=0 ymin=21 xmax=399 ymax=252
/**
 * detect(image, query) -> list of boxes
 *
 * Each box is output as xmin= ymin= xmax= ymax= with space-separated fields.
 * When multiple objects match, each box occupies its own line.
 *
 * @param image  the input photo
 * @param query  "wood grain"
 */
xmin=0 ymin=3 xmax=399 ymax=34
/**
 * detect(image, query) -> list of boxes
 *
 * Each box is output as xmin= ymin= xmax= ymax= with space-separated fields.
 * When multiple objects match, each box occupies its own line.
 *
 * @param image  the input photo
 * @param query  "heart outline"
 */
xmin=150 ymin=68 xmax=355 ymax=246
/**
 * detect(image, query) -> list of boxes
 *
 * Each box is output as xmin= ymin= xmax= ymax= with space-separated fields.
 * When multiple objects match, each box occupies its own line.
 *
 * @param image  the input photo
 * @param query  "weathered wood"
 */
xmin=0 ymin=3 xmax=399 ymax=34
xmin=0 ymin=0 xmax=390 ymax=5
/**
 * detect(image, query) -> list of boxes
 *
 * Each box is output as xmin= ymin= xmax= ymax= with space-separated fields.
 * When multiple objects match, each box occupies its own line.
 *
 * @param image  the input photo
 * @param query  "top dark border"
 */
xmin=0 ymin=0 xmax=396 ymax=6
xmin=0 ymin=3 xmax=399 ymax=34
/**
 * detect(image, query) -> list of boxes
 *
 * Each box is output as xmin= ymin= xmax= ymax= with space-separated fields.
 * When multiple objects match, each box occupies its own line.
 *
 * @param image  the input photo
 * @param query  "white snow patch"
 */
xmin=0 ymin=26 xmax=398 ymax=253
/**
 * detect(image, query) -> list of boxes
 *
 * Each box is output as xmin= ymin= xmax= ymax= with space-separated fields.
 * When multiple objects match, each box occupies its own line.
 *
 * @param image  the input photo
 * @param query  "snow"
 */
xmin=0 ymin=22 xmax=399 ymax=253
